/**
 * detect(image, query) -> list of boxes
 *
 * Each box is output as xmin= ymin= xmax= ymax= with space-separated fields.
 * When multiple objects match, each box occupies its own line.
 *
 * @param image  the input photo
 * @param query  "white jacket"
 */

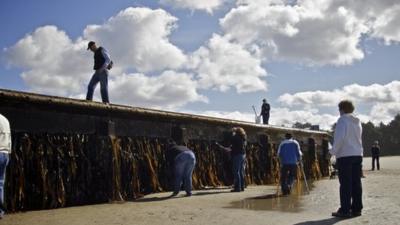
xmin=330 ymin=113 xmax=363 ymax=158
xmin=0 ymin=114 xmax=11 ymax=154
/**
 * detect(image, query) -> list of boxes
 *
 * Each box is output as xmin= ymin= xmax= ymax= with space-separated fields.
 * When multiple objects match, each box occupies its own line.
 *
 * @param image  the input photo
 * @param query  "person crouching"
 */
xmin=166 ymin=139 xmax=196 ymax=197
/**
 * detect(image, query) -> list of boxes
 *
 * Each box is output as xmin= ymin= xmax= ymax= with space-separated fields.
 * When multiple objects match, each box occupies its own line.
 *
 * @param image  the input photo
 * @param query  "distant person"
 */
xmin=215 ymin=127 xmax=247 ymax=192
xmin=0 ymin=114 xmax=11 ymax=219
xmin=165 ymin=139 xmax=196 ymax=197
xmin=260 ymin=99 xmax=270 ymax=124
xmin=371 ymin=141 xmax=380 ymax=171
xmin=86 ymin=41 xmax=113 ymax=103
xmin=330 ymin=100 xmax=363 ymax=218
xmin=277 ymin=133 xmax=302 ymax=195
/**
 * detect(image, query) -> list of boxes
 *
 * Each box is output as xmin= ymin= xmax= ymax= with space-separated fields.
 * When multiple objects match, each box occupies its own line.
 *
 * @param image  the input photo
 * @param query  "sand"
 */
xmin=2 ymin=156 xmax=400 ymax=225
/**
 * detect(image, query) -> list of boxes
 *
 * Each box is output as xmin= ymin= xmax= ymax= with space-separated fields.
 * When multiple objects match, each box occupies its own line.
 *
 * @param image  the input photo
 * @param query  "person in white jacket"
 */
xmin=0 ymin=114 xmax=11 ymax=219
xmin=330 ymin=100 xmax=363 ymax=218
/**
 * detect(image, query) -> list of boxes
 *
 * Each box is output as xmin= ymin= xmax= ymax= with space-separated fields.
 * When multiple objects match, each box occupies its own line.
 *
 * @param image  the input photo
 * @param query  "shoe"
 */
xmin=332 ymin=210 xmax=352 ymax=218
xmin=352 ymin=211 xmax=362 ymax=217
xmin=171 ymin=192 xmax=179 ymax=197
xmin=230 ymin=189 xmax=241 ymax=192
xmin=185 ymin=192 xmax=192 ymax=197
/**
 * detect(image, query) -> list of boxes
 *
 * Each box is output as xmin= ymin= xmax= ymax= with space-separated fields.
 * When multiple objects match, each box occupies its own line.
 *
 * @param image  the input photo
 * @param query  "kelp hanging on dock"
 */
xmin=5 ymin=132 xmax=329 ymax=212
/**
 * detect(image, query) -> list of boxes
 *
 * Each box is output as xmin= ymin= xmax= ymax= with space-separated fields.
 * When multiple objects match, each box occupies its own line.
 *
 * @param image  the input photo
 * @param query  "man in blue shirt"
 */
xmin=278 ymin=133 xmax=302 ymax=195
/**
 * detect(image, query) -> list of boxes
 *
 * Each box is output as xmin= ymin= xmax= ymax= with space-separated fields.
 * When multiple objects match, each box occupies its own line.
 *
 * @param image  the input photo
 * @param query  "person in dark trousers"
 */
xmin=330 ymin=100 xmax=363 ymax=218
xmin=0 ymin=114 xmax=11 ymax=219
xmin=371 ymin=141 xmax=380 ymax=171
xmin=215 ymin=127 xmax=247 ymax=192
xmin=165 ymin=139 xmax=196 ymax=197
xmin=86 ymin=41 xmax=113 ymax=103
xmin=260 ymin=99 xmax=270 ymax=124
xmin=277 ymin=133 xmax=302 ymax=195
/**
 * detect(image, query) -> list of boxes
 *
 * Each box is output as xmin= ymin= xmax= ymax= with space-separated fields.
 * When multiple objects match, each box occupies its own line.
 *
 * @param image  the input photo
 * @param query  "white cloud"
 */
xmin=2 ymin=8 xmax=206 ymax=109
xmin=109 ymin=71 xmax=207 ymax=110
xmin=222 ymin=0 xmax=370 ymax=66
xmin=369 ymin=102 xmax=400 ymax=124
xmin=271 ymin=107 xmax=338 ymax=130
xmin=159 ymin=0 xmax=227 ymax=13
xmin=188 ymin=34 xmax=267 ymax=93
xmin=186 ymin=107 xmax=338 ymax=130
xmin=83 ymin=7 xmax=187 ymax=72
xmin=278 ymin=80 xmax=400 ymax=126
xmin=278 ymin=81 xmax=400 ymax=107
xmin=371 ymin=4 xmax=400 ymax=44
xmin=186 ymin=110 xmax=255 ymax=122
xmin=3 ymin=26 xmax=90 ymax=96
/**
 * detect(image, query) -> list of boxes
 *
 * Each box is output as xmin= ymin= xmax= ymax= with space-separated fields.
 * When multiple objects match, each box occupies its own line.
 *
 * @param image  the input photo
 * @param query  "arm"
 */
xmin=295 ymin=140 xmax=302 ymax=162
xmin=277 ymin=142 xmax=283 ymax=158
xmin=101 ymin=48 xmax=112 ymax=70
xmin=330 ymin=118 xmax=346 ymax=156
xmin=215 ymin=142 xmax=232 ymax=153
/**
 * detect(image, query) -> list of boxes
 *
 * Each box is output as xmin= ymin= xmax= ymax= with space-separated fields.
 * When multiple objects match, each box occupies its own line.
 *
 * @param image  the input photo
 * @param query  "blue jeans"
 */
xmin=86 ymin=69 xmax=109 ymax=103
xmin=174 ymin=151 xmax=196 ymax=194
xmin=280 ymin=164 xmax=297 ymax=194
xmin=0 ymin=152 xmax=9 ymax=215
xmin=337 ymin=156 xmax=363 ymax=214
xmin=232 ymin=154 xmax=246 ymax=191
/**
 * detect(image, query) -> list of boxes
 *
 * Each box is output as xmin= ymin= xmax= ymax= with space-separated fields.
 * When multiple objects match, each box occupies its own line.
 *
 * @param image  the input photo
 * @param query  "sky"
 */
xmin=1 ymin=0 xmax=400 ymax=130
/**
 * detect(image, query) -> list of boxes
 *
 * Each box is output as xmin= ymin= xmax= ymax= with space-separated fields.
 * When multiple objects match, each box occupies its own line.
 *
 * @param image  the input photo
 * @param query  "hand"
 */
xmin=107 ymin=61 xmax=113 ymax=70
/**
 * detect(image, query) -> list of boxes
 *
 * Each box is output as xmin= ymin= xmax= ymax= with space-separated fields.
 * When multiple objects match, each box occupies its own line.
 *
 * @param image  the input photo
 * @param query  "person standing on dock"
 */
xmin=330 ymin=100 xmax=363 ymax=218
xmin=371 ymin=141 xmax=380 ymax=171
xmin=86 ymin=41 xmax=113 ymax=103
xmin=277 ymin=133 xmax=302 ymax=195
xmin=0 ymin=114 xmax=11 ymax=219
xmin=260 ymin=99 xmax=270 ymax=124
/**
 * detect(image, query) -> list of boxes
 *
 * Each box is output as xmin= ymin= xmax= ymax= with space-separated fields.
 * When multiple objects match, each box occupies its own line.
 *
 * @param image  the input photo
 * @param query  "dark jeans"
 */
xmin=232 ymin=154 xmax=246 ymax=191
xmin=262 ymin=114 xmax=269 ymax=124
xmin=337 ymin=156 xmax=363 ymax=214
xmin=372 ymin=155 xmax=380 ymax=170
xmin=280 ymin=164 xmax=297 ymax=194
xmin=86 ymin=69 xmax=109 ymax=103
xmin=0 ymin=152 xmax=9 ymax=215
xmin=174 ymin=151 xmax=196 ymax=194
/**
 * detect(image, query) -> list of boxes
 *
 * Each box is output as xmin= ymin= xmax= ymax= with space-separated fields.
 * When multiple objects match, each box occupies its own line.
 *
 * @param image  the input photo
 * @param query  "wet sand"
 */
xmin=3 ymin=156 xmax=400 ymax=225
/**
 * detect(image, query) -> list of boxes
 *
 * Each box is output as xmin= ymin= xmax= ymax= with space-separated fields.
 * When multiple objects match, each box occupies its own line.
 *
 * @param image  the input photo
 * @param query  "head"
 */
xmin=232 ymin=127 xmax=247 ymax=140
xmin=87 ymin=41 xmax=97 ymax=52
xmin=338 ymin=100 xmax=355 ymax=115
xmin=374 ymin=140 xmax=379 ymax=145
xmin=263 ymin=99 xmax=267 ymax=103
xmin=285 ymin=133 xmax=292 ymax=139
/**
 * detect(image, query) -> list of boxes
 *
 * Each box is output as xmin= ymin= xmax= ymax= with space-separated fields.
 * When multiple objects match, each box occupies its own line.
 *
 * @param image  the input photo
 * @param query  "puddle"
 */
xmin=228 ymin=180 xmax=315 ymax=213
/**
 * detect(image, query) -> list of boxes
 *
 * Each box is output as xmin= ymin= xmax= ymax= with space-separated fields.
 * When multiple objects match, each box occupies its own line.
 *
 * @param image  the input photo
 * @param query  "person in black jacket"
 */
xmin=165 ymin=139 xmax=196 ymax=197
xmin=371 ymin=141 xmax=380 ymax=171
xmin=260 ymin=99 xmax=270 ymax=124
xmin=86 ymin=41 xmax=113 ymax=103
xmin=216 ymin=127 xmax=247 ymax=192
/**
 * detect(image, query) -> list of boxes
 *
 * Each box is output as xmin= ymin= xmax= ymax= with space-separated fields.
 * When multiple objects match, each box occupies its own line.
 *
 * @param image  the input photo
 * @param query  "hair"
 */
xmin=285 ymin=133 xmax=292 ymax=139
xmin=338 ymin=100 xmax=355 ymax=114
xmin=233 ymin=127 xmax=247 ymax=140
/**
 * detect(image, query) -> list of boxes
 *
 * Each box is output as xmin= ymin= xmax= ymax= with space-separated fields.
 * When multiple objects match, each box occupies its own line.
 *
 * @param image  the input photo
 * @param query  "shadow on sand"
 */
xmin=293 ymin=217 xmax=342 ymax=225
xmin=133 ymin=189 xmax=232 ymax=202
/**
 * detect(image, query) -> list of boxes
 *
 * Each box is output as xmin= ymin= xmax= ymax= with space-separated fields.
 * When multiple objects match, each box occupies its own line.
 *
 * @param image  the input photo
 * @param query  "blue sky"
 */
xmin=1 ymin=0 xmax=400 ymax=129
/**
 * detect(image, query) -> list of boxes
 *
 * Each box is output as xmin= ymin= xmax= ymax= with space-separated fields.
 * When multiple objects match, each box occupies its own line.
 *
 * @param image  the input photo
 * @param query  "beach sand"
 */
xmin=3 ymin=156 xmax=400 ymax=225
